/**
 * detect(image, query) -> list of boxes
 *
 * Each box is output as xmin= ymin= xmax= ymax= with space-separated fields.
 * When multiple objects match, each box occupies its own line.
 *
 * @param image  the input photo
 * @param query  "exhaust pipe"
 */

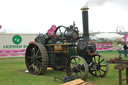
xmin=81 ymin=7 xmax=89 ymax=40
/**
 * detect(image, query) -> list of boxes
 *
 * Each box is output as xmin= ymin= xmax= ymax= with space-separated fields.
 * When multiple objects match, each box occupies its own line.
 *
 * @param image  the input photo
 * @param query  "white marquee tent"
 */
xmin=95 ymin=33 xmax=124 ymax=40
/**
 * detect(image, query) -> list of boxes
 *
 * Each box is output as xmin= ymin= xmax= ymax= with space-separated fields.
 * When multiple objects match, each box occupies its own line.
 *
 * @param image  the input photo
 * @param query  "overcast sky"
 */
xmin=0 ymin=0 xmax=128 ymax=33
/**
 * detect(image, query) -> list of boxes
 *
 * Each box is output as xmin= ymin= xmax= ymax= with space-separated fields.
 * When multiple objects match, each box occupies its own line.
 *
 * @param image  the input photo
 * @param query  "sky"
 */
xmin=0 ymin=0 xmax=128 ymax=33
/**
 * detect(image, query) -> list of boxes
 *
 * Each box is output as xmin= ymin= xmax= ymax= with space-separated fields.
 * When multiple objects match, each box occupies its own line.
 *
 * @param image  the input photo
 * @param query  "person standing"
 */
xmin=118 ymin=42 xmax=123 ymax=59
xmin=123 ymin=43 xmax=128 ymax=57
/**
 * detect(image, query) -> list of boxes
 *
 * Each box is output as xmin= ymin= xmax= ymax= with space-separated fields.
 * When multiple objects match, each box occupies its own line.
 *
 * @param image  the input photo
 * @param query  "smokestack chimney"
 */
xmin=81 ymin=7 xmax=89 ymax=40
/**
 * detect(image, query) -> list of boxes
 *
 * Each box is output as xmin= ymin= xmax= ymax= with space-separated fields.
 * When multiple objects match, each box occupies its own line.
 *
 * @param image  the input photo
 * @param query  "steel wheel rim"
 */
xmin=66 ymin=56 xmax=88 ymax=80
xmin=89 ymin=54 xmax=109 ymax=77
xmin=25 ymin=43 xmax=43 ymax=74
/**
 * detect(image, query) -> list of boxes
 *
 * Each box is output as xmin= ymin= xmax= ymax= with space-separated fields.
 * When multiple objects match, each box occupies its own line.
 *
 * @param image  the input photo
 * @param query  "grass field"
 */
xmin=0 ymin=51 xmax=128 ymax=85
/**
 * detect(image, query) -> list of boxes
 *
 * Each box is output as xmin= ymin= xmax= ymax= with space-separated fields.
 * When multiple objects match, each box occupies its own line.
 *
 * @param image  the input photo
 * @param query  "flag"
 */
xmin=124 ymin=33 xmax=127 ymax=43
xmin=0 ymin=25 xmax=2 ymax=29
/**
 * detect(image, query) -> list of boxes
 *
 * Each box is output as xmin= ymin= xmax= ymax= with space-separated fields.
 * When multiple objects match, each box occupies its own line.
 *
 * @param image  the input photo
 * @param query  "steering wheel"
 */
xmin=54 ymin=26 xmax=67 ymax=40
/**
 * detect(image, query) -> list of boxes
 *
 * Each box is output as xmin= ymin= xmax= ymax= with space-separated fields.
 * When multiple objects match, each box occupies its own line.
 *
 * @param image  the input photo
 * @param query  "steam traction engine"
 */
xmin=25 ymin=8 xmax=109 ymax=80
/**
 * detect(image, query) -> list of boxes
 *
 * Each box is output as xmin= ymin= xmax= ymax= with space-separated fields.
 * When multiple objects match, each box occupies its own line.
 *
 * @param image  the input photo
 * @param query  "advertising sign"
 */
xmin=0 ymin=33 xmax=37 ymax=57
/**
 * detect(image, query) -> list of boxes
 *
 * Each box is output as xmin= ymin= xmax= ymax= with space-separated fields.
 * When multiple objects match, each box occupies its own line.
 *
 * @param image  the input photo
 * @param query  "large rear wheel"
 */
xmin=25 ymin=43 xmax=48 ymax=75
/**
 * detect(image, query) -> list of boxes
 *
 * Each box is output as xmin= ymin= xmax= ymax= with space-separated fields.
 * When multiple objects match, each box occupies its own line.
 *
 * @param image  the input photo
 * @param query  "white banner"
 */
xmin=0 ymin=33 xmax=38 ymax=57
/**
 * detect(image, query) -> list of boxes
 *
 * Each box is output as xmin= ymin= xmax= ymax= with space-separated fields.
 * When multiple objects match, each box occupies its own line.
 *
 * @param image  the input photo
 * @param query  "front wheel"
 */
xmin=89 ymin=54 xmax=109 ymax=77
xmin=66 ymin=56 xmax=88 ymax=80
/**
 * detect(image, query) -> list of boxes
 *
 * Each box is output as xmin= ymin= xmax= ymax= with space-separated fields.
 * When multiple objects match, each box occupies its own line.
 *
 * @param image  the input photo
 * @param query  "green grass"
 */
xmin=0 ymin=51 xmax=128 ymax=85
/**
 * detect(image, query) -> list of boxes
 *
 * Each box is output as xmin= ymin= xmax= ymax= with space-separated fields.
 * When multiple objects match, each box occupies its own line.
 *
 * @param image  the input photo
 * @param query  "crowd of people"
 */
xmin=118 ymin=42 xmax=128 ymax=57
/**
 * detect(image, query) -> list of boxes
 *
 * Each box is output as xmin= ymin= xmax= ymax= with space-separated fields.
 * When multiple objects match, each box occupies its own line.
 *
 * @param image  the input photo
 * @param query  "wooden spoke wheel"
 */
xmin=25 ymin=43 xmax=48 ymax=75
xmin=89 ymin=54 xmax=109 ymax=77
xmin=66 ymin=56 xmax=88 ymax=80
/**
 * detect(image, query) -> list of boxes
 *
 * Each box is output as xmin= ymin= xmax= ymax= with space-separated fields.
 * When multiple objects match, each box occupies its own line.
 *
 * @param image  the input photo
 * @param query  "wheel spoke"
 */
xmin=29 ymin=61 xmax=36 ymax=68
xmin=90 ymin=69 xmax=95 ymax=72
xmin=35 ymin=49 xmax=40 ymax=56
xmin=34 ymin=62 xmax=41 ymax=74
xmin=77 ymin=58 xmax=80 ymax=64
xmin=74 ymin=58 xmax=77 ymax=64
xmin=29 ymin=47 xmax=32 ymax=53
xmin=79 ymin=70 xmax=82 ymax=74
xmin=98 ymin=69 xmax=101 ymax=76
xmin=75 ymin=73 xmax=79 ymax=78
xmin=35 ymin=62 xmax=41 ymax=73
xmin=33 ymin=63 xmax=36 ymax=71
xmin=37 ymin=56 xmax=42 ymax=60
xmin=37 ymin=61 xmax=42 ymax=65
xmin=95 ymin=70 xmax=97 ymax=76
xmin=99 ymin=59 xmax=104 ymax=64
xmin=100 ymin=65 xmax=107 ymax=67
xmin=34 ymin=66 xmax=37 ymax=74
xmin=94 ymin=56 xmax=96 ymax=63
xmin=27 ymin=56 xmax=35 ymax=64
xmin=71 ymin=62 xmax=75 ymax=68
xmin=100 ymin=68 xmax=106 ymax=73
xmin=32 ymin=48 xmax=36 ymax=56
xmin=98 ymin=55 xmax=100 ymax=63
xmin=29 ymin=64 xmax=33 ymax=68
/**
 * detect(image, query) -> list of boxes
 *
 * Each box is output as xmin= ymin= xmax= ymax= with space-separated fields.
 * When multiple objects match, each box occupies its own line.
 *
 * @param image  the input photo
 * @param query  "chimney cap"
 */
xmin=81 ymin=7 xmax=89 ymax=11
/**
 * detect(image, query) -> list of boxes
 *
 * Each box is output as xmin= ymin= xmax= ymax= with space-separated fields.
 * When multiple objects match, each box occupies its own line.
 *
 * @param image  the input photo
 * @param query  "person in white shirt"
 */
xmin=118 ymin=42 xmax=124 ymax=58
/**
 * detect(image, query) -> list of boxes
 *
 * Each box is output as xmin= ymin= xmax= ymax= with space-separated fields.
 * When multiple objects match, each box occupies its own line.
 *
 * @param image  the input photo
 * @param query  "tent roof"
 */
xmin=95 ymin=33 xmax=123 ymax=40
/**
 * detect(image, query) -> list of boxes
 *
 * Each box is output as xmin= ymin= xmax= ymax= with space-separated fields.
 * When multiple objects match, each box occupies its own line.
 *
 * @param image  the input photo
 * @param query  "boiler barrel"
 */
xmin=68 ymin=40 xmax=96 ymax=56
